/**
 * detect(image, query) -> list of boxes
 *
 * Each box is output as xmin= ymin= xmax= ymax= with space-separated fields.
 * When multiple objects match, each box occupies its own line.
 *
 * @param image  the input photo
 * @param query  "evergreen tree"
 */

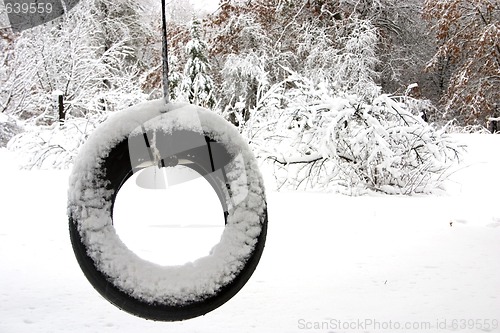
xmin=167 ymin=54 xmax=185 ymax=102
xmin=183 ymin=18 xmax=216 ymax=109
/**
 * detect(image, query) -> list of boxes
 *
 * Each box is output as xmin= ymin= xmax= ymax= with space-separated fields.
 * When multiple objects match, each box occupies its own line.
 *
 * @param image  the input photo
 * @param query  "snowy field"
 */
xmin=1 ymin=134 xmax=499 ymax=333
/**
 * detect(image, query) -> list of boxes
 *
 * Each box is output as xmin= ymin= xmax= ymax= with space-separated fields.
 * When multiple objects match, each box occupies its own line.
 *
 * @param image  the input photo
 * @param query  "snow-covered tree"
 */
xmin=208 ymin=3 xmax=275 ymax=125
xmin=219 ymin=53 xmax=269 ymax=127
xmin=183 ymin=18 xmax=216 ymax=108
xmin=424 ymin=0 xmax=500 ymax=127
xmin=332 ymin=18 xmax=380 ymax=98
xmin=3 ymin=0 xmax=153 ymax=168
xmin=0 ymin=29 xmax=16 ymax=115
xmin=167 ymin=0 xmax=196 ymax=24
xmin=165 ymin=54 xmax=185 ymax=102
xmin=2 ymin=0 xmax=152 ymax=123
xmin=90 ymin=0 xmax=153 ymax=67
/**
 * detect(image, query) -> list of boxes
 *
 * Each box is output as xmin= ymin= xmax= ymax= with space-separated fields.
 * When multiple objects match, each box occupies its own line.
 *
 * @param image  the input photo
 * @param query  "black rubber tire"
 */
xmin=69 ymin=126 xmax=267 ymax=321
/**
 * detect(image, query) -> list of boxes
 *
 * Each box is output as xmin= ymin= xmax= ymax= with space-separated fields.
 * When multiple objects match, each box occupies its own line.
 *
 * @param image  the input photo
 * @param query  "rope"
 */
xmin=161 ymin=0 xmax=170 ymax=104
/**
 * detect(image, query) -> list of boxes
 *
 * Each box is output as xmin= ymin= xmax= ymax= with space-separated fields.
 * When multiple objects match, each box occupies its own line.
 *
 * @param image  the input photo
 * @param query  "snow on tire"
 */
xmin=68 ymin=100 xmax=267 ymax=321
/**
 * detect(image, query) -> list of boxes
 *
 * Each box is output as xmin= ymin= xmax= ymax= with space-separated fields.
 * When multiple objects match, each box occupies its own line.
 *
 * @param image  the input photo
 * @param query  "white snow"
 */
xmin=1 ymin=133 xmax=500 ymax=332
xmin=113 ymin=165 xmax=225 ymax=266
xmin=0 ymin=112 xmax=8 ymax=123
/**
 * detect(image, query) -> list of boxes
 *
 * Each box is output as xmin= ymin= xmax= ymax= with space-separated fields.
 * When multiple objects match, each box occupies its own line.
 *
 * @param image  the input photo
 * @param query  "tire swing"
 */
xmin=67 ymin=2 xmax=267 ymax=322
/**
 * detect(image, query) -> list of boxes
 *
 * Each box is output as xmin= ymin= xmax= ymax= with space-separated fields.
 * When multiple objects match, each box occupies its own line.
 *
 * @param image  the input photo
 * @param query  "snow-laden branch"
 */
xmin=267 ymin=154 xmax=323 ymax=165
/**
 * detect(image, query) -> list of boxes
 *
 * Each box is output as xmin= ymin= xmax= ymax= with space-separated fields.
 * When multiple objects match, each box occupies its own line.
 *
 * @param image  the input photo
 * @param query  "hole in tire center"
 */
xmin=113 ymin=165 xmax=225 ymax=266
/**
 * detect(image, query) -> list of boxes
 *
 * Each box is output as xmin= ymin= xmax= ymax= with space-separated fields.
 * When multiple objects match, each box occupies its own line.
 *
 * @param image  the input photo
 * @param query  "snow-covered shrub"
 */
xmin=443 ymin=121 xmax=492 ymax=135
xmin=250 ymin=73 xmax=465 ymax=195
xmin=0 ymin=113 xmax=22 ymax=148
xmin=7 ymin=114 xmax=108 ymax=169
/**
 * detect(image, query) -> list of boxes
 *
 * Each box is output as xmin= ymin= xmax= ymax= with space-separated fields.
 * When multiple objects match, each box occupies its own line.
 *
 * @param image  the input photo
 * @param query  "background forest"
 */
xmin=1 ymin=0 xmax=499 ymax=194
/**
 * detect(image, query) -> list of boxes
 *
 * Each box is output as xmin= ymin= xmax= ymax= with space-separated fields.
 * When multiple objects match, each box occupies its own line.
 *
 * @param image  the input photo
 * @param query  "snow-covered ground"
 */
xmin=0 ymin=134 xmax=499 ymax=333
